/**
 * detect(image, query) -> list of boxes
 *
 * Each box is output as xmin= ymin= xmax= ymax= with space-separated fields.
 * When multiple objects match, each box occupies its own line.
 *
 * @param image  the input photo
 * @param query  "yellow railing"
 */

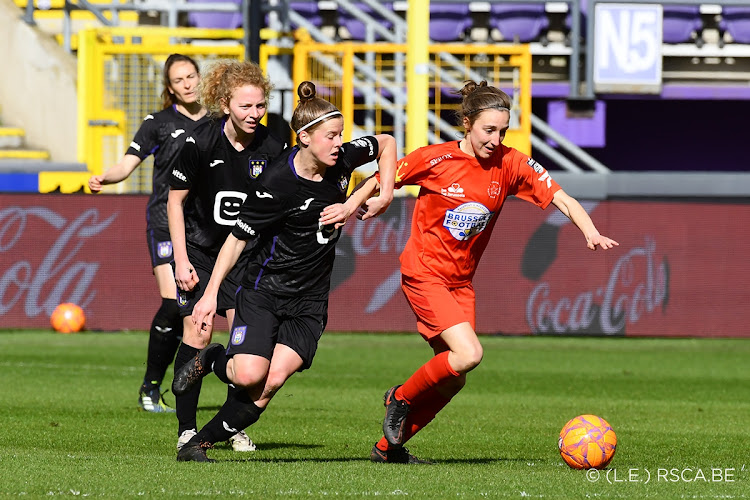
xmin=292 ymin=33 xmax=532 ymax=158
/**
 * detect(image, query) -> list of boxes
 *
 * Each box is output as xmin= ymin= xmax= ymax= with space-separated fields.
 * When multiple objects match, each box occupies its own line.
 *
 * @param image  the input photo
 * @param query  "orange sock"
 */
xmin=402 ymin=389 xmax=452 ymax=444
xmin=395 ymin=351 xmax=459 ymax=404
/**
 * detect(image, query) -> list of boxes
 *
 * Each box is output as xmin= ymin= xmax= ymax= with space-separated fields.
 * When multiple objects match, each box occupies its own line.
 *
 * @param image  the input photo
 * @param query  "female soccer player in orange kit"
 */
xmin=371 ymin=80 xmax=619 ymax=464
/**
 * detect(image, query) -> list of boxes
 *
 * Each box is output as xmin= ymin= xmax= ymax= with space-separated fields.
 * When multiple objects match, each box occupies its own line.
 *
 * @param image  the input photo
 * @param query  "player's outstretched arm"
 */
xmin=88 ymin=155 xmax=141 ymax=193
xmin=551 ymin=189 xmax=619 ymax=251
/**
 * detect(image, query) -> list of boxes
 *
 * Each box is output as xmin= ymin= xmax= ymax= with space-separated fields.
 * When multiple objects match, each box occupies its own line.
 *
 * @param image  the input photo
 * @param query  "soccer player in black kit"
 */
xmin=167 ymin=60 xmax=285 ymax=453
xmin=88 ymin=54 xmax=208 ymax=413
xmin=171 ymin=81 xmax=397 ymax=462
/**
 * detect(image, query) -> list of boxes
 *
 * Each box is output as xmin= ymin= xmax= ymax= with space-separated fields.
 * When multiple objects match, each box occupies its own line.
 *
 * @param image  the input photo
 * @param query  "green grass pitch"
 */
xmin=0 ymin=330 xmax=748 ymax=498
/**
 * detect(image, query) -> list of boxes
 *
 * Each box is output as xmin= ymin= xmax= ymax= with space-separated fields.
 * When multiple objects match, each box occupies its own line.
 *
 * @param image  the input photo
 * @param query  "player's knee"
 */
xmin=230 ymin=365 xmax=265 ymax=389
xmin=453 ymin=344 xmax=483 ymax=373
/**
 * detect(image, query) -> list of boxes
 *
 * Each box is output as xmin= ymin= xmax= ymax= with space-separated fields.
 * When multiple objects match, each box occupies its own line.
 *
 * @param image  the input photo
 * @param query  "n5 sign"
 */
xmin=594 ymin=3 xmax=663 ymax=93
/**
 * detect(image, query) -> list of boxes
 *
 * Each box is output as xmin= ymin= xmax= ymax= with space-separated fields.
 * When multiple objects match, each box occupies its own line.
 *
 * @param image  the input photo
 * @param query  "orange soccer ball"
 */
xmin=558 ymin=414 xmax=617 ymax=469
xmin=50 ymin=303 xmax=86 ymax=333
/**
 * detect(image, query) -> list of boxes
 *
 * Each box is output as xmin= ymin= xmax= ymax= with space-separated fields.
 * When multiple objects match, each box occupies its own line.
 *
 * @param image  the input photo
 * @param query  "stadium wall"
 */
xmin=0 ymin=0 xmax=77 ymax=162
xmin=2 ymin=193 xmax=748 ymax=338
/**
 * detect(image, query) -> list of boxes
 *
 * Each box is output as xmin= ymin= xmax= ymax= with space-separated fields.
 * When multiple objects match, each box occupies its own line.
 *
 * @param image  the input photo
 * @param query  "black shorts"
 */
xmin=146 ymin=227 xmax=173 ymax=268
xmin=173 ymin=245 xmax=250 ymax=318
xmin=228 ymin=287 xmax=328 ymax=371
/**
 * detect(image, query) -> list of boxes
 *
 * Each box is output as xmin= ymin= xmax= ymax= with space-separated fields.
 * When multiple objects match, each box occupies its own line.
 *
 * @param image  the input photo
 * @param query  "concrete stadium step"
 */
xmin=0 ymin=149 xmax=51 ymax=161
xmin=0 ymin=127 xmax=24 ymax=148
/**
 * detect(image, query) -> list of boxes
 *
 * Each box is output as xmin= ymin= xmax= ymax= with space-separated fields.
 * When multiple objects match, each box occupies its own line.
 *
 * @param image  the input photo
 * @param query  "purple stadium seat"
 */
xmin=429 ymin=3 xmax=472 ymax=42
xmin=662 ymin=5 xmax=702 ymax=44
xmin=289 ymin=2 xmax=323 ymax=28
xmin=187 ymin=0 xmax=242 ymax=29
xmin=338 ymin=3 xmax=393 ymax=41
xmin=721 ymin=6 xmax=750 ymax=44
xmin=490 ymin=3 xmax=550 ymax=43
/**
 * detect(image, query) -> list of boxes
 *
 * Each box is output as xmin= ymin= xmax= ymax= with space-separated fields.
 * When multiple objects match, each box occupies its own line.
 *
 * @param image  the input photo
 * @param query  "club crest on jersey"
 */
xmin=338 ymin=174 xmax=349 ymax=192
xmin=488 ymin=181 xmax=500 ymax=198
xmin=443 ymin=202 xmax=493 ymax=241
xmin=249 ymin=159 xmax=266 ymax=178
xmin=231 ymin=326 xmax=247 ymax=345
xmin=157 ymin=241 xmax=173 ymax=258
xmin=177 ymin=292 xmax=188 ymax=307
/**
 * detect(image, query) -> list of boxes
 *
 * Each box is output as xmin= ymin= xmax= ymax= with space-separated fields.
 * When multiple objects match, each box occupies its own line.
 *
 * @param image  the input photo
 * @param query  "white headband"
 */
xmin=296 ymin=110 xmax=343 ymax=134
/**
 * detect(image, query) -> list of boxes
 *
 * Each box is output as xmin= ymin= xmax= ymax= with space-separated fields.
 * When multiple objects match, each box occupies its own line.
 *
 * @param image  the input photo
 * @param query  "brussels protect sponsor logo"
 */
xmin=213 ymin=191 xmax=248 ymax=226
xmin=443 ymin=202 xmax=493 ymax=240
xmin=231 ymin=326 xmax=247 ymax=345
xmin=157 ymin=241 xmax=173 ymax=258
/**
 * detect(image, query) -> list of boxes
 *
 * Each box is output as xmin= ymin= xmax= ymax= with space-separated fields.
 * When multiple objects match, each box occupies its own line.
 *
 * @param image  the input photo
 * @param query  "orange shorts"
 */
xmin=401 ymin=274 xmax=476 ymax=341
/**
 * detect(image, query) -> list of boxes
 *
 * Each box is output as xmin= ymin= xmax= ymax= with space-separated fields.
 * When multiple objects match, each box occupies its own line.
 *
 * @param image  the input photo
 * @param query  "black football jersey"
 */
xmin=126 ymin=106 xmax=211 ymax=230
xmin=231 ymin=136 xmax=380 ymax=297
xmin=170 ymin=118 xmax=286 ymax=254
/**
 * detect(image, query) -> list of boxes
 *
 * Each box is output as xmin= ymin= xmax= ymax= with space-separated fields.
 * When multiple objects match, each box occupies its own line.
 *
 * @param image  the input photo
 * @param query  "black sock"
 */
xmin=193 ymin=389 xmax=264 ymax=445
xmin=142 ymin=299 xmax=183 ymax=390
xmin=175 ymin=343 xmax=201 ymax=435
xmin=212 ymin=350 xmax=231 ymax=384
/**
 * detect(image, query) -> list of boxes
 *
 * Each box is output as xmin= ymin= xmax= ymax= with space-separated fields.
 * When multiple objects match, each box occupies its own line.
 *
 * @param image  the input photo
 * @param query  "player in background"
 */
xmin=167 ymin=60 xmax=285 ymax=453
xmin=372 ymin=80 xmax=619 ymax=464
xmin=88 ymin=54 xmax=209 ymax=413
xmin=171 ymin=81 xmax=396 ymax=462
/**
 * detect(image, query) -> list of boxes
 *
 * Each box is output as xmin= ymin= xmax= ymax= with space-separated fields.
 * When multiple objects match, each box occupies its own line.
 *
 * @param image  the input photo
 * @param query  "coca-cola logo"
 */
xmin=0 ymin=206 xmax=117 ymax=318
xmin=526 ymin=237 xmax=669 ymax=335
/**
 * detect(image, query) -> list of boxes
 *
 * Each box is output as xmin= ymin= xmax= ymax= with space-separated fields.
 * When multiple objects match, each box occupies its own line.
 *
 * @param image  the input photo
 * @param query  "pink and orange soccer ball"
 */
xmin=50 ymin=303 xmax=86 ymax=333
xmin=558 ymin=414 xmax=617 ymax=469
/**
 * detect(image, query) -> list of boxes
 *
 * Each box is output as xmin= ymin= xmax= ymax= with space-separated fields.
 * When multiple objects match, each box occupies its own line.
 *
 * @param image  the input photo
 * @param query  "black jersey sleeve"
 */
xmin=126 ymin=113 xmax=160 ymax=160
xmin=340 ymin=136 xmax=380 ymax=175
xmin=169 ymin=135 xmax=200 ymax=189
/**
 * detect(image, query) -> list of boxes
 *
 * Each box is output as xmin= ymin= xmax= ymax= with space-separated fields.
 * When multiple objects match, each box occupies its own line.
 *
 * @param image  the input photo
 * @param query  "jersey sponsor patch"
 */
xmin=171 ymin=169 xmax=187 ymax=182
xmin=157 ymin=241 xmax=173 ymax=258
xmin=443 ymin=202 xmax=493 ymax=240
xmin=441 ymin=183 xmax=465 ymax=198
xmin=249 ymin=159 xmax=266 ymax=178
xmin=130 ymin=141 xmax=141 ymax=152
xmin=349 ymin=137 xmax=374 ymax=156
xmin=231 ymin=325 xmax=247 ymax=345
xmin=526 ymin=157 xmax=545 ymax=174
xmin=214 ymin=191 xmax=248 ymax=226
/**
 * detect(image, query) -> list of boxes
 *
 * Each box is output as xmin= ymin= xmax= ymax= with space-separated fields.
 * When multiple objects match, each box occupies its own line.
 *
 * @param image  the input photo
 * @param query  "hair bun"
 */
xmin=298 ymin=81 xmax=317 ymax=102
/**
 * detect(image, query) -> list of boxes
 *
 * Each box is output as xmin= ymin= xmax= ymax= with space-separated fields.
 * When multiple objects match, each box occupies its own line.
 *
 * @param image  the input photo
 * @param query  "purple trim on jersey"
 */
xmin=148 ymin=229 xmax=157 ymax=267
xmin=221 ymin=118 xmax=227 ymax=137
xmin=254 ymin=235 xmax=278 ymax=290
xmin=287 ymin=148 xmax=300 ymax=179
xmin=150 ymin=145 xmax=159 ymax=155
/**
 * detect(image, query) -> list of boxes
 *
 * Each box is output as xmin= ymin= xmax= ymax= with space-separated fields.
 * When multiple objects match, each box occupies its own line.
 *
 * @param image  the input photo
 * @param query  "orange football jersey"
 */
xmin=395 ymin=141 xmax=561 ymax=285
